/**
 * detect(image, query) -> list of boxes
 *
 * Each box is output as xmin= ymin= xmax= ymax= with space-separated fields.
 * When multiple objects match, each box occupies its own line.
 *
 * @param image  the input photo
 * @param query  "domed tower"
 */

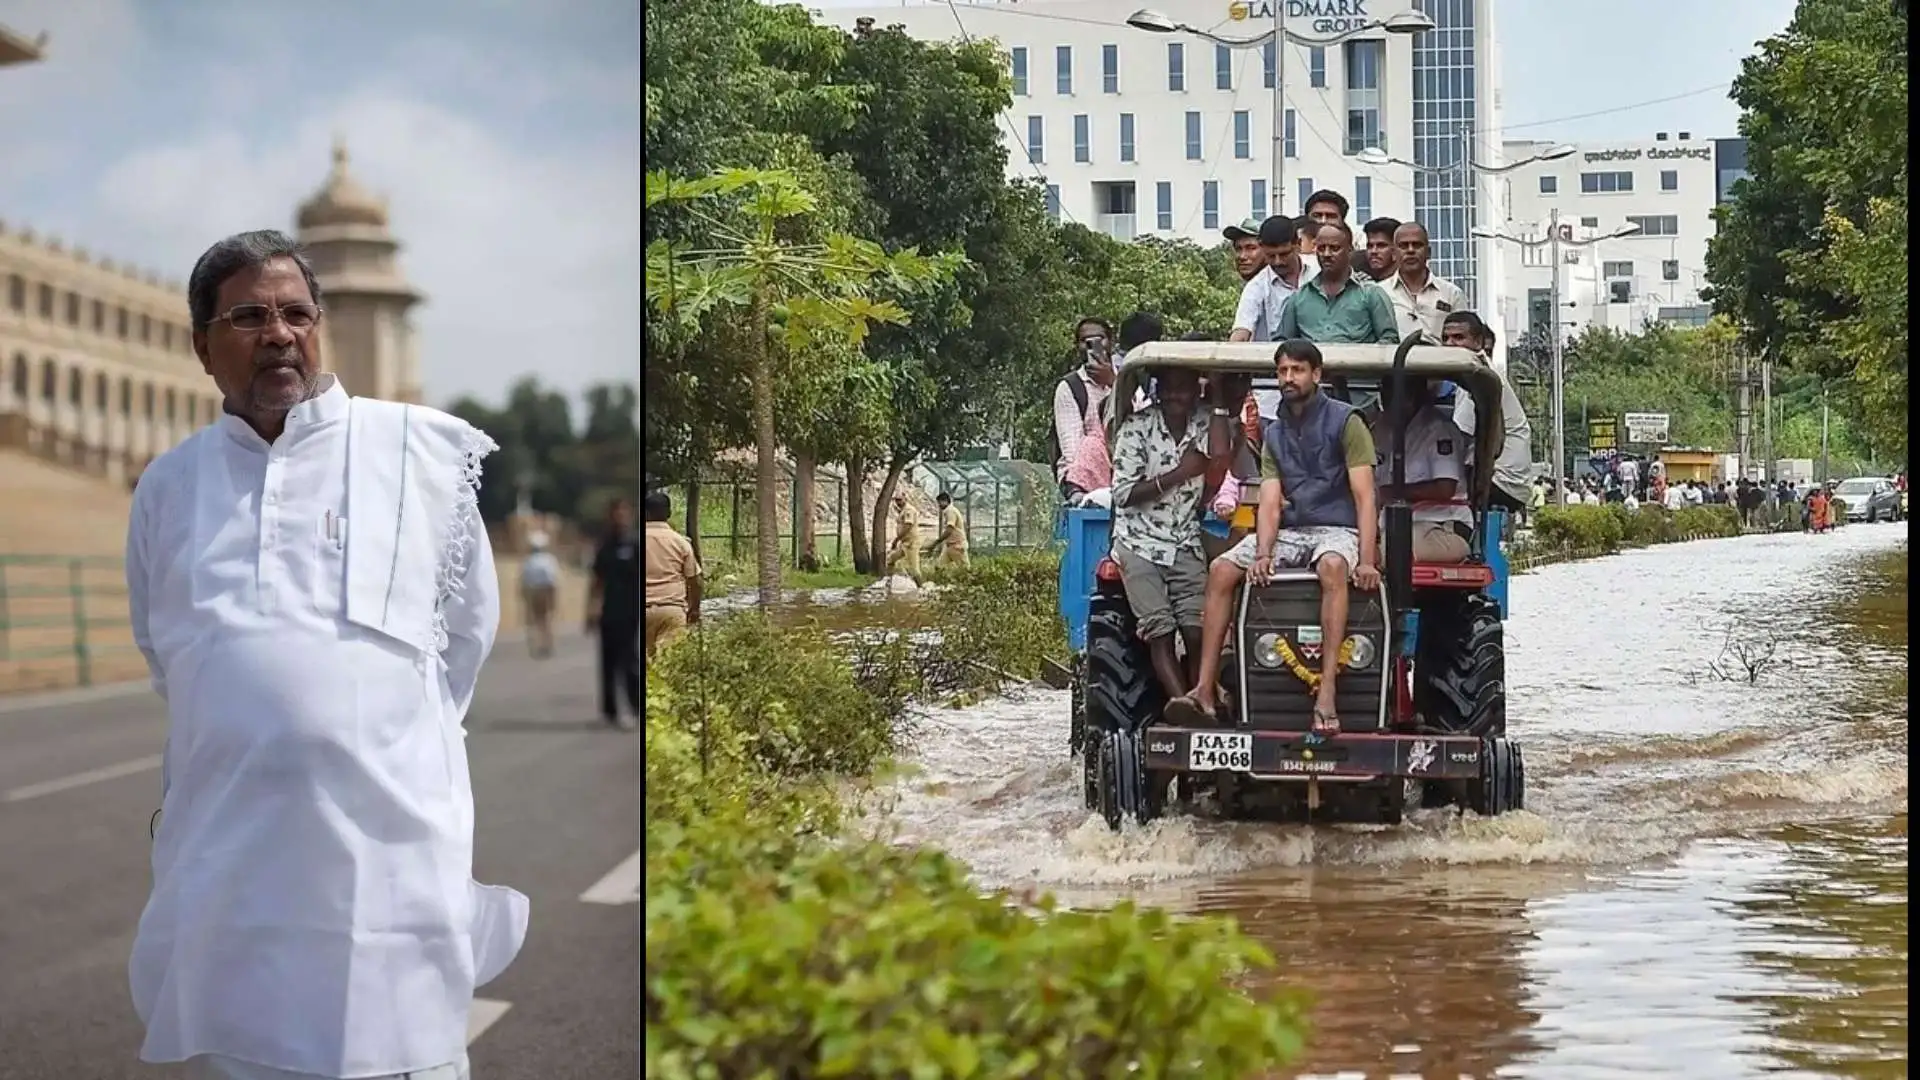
xmin=294 ymin=138 xmax=425 ymax=403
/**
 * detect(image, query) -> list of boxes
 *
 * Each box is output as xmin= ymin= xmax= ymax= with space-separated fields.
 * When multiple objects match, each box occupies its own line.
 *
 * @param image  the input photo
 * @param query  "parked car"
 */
xmin=1832 ymin=476 xmax=1903 ymax=522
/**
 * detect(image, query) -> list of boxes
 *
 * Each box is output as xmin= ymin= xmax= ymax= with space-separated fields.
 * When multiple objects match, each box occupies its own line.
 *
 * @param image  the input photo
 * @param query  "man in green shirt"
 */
xmin=1275 ymin=220 xmax=1400 ymax=345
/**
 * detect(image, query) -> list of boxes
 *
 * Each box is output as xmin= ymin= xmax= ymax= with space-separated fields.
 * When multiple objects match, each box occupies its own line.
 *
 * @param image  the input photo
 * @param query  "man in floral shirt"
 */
xmin=1109 ymin=366 xmax=1221 ymax=702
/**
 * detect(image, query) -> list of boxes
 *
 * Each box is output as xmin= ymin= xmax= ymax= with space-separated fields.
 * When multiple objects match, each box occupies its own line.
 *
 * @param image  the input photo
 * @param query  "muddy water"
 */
xmin=866 ymin=525 xmax=1909 ymax=1079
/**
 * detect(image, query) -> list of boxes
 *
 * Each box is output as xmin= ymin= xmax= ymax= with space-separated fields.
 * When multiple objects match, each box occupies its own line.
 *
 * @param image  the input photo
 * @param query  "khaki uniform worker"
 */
xmin=925 ymin=492 xmax=970 ymax=568
xmin=1368 ymin=384 xmax=1473 ymax=563
xmin=885 ymin=495 xmax=922 ymax=577
xmin=643 ymin=490 xmax=702 ymax=658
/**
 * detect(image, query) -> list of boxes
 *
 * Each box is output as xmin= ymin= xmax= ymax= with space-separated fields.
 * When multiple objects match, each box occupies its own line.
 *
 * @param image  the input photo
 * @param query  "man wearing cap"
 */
xmin=1223 ymin=218 xmax=1267 ymax=284
xmin=1230 ymin=216 xmax=1316 ymax=346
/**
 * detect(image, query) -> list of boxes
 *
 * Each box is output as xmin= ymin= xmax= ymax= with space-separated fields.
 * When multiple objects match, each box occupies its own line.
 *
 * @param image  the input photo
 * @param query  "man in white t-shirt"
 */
xmin=1439 ymin=312 xmax=1531 ymax=517
xmin=1663 ymin=481 xmax=1687 ymax=510
xmin=1681 ymin=480 xmax=1706 ymax=506
xmin=1367 ymin=382 xmax=1473 ymax=563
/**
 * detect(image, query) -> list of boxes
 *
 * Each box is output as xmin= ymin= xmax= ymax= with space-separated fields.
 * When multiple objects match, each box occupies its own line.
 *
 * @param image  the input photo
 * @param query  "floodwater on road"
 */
xmin=862 ymin=524 xmax=1909 ymax=1079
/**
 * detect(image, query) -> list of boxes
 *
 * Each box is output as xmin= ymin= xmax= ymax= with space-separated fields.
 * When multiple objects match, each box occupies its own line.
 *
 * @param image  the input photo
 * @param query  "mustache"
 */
xmin=253 ymin=349 xmax=303 ymax=371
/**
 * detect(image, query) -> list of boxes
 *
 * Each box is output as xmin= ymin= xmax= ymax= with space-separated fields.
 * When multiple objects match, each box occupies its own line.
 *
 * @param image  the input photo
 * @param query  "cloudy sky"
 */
xmin=0 ymin=0 xmax=641 ymax=413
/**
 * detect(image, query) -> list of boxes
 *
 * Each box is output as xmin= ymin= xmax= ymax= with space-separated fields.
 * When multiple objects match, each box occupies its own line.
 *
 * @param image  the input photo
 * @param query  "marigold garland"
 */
xmin=1271 ymin=635 xmax=1357 ymax=693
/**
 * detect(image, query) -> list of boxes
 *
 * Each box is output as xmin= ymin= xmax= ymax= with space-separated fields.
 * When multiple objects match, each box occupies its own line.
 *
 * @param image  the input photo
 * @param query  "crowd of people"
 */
xmin=1045 ymin=188 xmax=1533 ymax=733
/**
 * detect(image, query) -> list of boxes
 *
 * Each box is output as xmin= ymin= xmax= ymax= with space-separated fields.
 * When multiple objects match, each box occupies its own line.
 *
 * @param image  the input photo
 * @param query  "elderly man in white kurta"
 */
xmin=125 ymin=230 xmax=527 ymax=1080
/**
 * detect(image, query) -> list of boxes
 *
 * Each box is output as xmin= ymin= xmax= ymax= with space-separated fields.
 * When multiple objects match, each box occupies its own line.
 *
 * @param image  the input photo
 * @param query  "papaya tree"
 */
xmin=646 ymin=167 xmax=962 ymax=605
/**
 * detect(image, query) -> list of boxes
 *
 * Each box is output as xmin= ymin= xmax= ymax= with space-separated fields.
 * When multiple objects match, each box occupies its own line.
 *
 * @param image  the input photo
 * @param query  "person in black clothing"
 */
xmin=588 ymin=497 xmax=642 ymax=729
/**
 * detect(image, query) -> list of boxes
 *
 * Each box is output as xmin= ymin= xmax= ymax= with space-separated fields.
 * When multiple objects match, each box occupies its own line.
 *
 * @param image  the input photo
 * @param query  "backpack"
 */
xmin=1048 ymin=371 xmax=1092 ymax=468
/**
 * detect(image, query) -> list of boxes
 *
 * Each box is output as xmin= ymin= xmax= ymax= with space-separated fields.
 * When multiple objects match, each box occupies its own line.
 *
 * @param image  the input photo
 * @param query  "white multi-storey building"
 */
xmin=820 ymin=0 xmax=1510 ymax=315
xmin=1493 ymin=131 xmax=1750 ymax=343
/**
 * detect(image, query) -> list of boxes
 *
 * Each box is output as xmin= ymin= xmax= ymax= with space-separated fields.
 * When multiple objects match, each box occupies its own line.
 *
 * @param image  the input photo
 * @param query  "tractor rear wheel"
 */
xmin=1465 ymin=738 xmax=1526 ymax=816
xmin=1417 ymin=593 xmax=1507 ymax=739
xmin=1085 ymin=600 xmax=1164 ymax=739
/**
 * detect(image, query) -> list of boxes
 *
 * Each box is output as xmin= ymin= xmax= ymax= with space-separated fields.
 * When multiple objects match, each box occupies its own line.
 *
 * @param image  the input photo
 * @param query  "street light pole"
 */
xmin=1269 ymin=5 xmax=1286 ymax=216
xmin=1548 ymin=206 xmax=1565 ymax=498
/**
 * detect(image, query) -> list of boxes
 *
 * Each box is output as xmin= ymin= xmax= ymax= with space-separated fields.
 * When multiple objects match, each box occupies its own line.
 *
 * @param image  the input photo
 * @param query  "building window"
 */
xmin=1580 ymin=216 xmax=1599 ymax=228
xmin=1203 ymin=180 xmax=1220 ymax=230
xmin=1119 ymin=113 xmax=1136 ymax=162
xmin=166 ymin=388 xmax=177 ymax=423
xmin=118 ymin=378 xmax=131 ymax=416
xmin=1262 ymin=41 xmax=1275 ymax=89
xmin=9 ymin=354 xmax=24 ymax=398
xmin=140 ymin=314 xmax=152 ymax=344
xmin=143 ymin=382 xmax=154 ymax=419
xmin=1662 ymin=259 xmax=1680 ymax=281
xmin=1044 ymin=185 xmax=1061 ymax=222
xmin=1608 ymin=280 xmax=1632 ymax=304
xmin=1343 ymin=39 xmax=1383 ymax=154
xmin=163 ymin=323 xmax=174 ymax=350
xmin=1354 ymin=177 xmax=1373 ymax=224
xmin=38 ymin=283 xmax=54 ymax=318
xmin=1626 ymin=214 xmax=1680 ymax=237
xmin=1412 ymin=0 xmax=1481 ymax=308
xmin=1539 ymin=175 xmax=1558 ymax=194
xmin=1011 ymin=47 xmax=1028 ymax=96
xmin=1156 ymin=181 xmax=1174 ymax=231
xmin=1074 ymin=114 xmax=1090 ymax=163
xmin=1167 ymin=42 xmax=1185 ymax=91
xmin=1102 ymin=44 xmax=1119 ymax=93
xmin=1056 ymin=45 xmax=1073 ymax=94
xmin=1308 ymin=46 xmax=1326 ymax=87
xmin=1603 ymin=260 xmax=1634 ymax=278
xmin=67 ymin=367 xmax=82 ymax=407
xmin=1579 ymin=171 xmax=1633 ymax=193
xmin=1026 ymin=116 xmax=1044 ymax=163
xmin=1233 ymin=110 xmax=1251 ymax=159
xmin=1660 ymin=170 xmax=1678 ymax=191
xmin=65 ymin=292 xmax=80 ymax=326
xmin=94 ymin=372 xmax=107 ymax=412
xmin=1284 ymin=109 xmax=1297 ymax=158
xmin=1215 ymin=44 xmax=1232 ymax=90
xmin=188 ymin=396 xmax=198 ymax=425
xmin=117 ymin=307 xmax=130 ymax=339
xmin=1252 ymin=179 xmax=1268 ymax=218
xmin=1297 ymin=178 xmax=1314 ymax=214
xmin=1185 ymin=111 xmax=1202 ymax=160
xmin=39 ymin=359 xmax=55 ymax=401
xmin=91 ymin=299 xmax=104 ymax=331
xmin=5 ymin=274 xmax=22 ymax=312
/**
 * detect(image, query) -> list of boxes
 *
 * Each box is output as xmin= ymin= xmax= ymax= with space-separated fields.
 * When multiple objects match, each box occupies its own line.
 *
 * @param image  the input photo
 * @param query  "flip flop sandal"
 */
xmin=1163 ymin=695 xmax=1219 ymax=727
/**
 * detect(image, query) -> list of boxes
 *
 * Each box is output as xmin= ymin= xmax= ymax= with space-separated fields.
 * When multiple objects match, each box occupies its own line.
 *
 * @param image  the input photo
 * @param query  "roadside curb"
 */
xmin=1509 ymin=528 xmax=1791 ymax=573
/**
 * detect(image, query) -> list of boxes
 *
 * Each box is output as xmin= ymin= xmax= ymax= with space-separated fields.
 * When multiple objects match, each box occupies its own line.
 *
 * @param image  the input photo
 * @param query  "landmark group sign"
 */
xmin=1229 ymin=0 xmax=1376 ymax=35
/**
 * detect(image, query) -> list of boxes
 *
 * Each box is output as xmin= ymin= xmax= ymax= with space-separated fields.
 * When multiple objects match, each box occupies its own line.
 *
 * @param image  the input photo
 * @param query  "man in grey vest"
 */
xmin=1166 ymin=339 xmax=1381 ymax=734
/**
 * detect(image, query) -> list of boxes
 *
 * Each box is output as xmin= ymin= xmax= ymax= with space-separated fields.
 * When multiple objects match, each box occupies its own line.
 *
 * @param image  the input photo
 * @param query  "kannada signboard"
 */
xmin=1588 ymin=416 xmax=1618 ymax=452
xmin=1624 ymin=412 xmax=1671 ymax=444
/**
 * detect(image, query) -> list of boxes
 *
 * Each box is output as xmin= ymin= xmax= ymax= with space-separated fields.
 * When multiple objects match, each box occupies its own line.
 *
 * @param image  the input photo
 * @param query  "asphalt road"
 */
xmin=0 ymin=634 xmax=640 ymax=1080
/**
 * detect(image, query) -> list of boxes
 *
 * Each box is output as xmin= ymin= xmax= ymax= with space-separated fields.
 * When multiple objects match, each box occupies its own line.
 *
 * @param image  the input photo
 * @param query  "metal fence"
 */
xmin=668 ymin=471 xmax=853 ymax=565
xmin=915 ymin=458 xmax=1058 ymax=553
xmin=0 ymin=555 xmax=140 ymax=692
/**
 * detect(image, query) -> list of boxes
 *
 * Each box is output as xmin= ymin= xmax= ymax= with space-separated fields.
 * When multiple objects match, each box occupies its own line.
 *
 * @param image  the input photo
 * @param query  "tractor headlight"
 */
xmin=1344 ymin=633 xmax=1377 ymax=670
xmin=1252 ymin=632 xmax=1283 ymax=667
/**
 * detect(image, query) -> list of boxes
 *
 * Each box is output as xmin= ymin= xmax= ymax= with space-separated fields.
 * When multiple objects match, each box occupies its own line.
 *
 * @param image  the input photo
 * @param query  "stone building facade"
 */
xmin=0 ymin=141 xmax=423 ymax=486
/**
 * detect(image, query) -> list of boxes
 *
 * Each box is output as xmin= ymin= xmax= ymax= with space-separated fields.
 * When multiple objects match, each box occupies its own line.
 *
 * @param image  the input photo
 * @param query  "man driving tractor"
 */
xmin=1166 ymin=339 xmax=1382 ymax=735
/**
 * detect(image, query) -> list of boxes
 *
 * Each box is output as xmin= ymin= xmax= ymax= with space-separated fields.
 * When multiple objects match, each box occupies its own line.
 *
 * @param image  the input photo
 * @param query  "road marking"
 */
xmin=3 ymin=754 xmax=163 ymax=803
xmin=579 ymin=851 xmax=641 ymax=905
xmin=469 ymin=998 xmax=512 ymax=1043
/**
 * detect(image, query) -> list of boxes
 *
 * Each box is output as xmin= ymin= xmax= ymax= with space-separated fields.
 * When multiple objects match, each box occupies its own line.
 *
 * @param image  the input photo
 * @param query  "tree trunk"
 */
xmin=869 ymin=453 xmax=911 ymax=575
xmin=845 ymin=454 xmax=871 ymax=574
xmin=685 ymin=477 xmax=704 ymax=563
xmin=749 ymin=287 xmax=781 ymax=607
xmin=794 ymin=450 xmax=820 ymax=571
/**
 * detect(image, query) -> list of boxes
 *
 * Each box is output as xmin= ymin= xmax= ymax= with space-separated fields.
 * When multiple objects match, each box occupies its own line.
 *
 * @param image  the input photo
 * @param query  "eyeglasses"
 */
xmin=210 ymin=303 xmax=323 ymax=333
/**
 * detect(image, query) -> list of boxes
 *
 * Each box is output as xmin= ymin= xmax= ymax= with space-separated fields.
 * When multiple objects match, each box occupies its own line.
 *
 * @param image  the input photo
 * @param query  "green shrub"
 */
xmin=1671 ymin=504 xmax=1741 ymax=538
xmin=1620 ymin=504 xmax=1680 ymax=545
xmin=1530 ymin=504 xmax=1625 ymax=553
xmin=648 ymin=613 xmax=902 ymax=783
xmin=646 ymin=824 xmax=1309 ymax=1080
xmin=927 ymin=548 xmax=1070 ymax=688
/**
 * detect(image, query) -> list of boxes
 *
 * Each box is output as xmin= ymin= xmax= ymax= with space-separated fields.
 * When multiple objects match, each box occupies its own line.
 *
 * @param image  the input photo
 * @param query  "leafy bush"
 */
xmin=1530 ymin=504 xmax=1626 ymax=553
xmin=646 ymin=822 xmax=1309 ymax=1080
xmin=648 ymin=612 xmax=903 ymax=782
xmin=927 ymin=549 xmax=1070 ymax=688
xmin=1671 ymin=504 xmax=1741 ymax=538
xmin=1618 ymin=503 xmax=1680 ymax=545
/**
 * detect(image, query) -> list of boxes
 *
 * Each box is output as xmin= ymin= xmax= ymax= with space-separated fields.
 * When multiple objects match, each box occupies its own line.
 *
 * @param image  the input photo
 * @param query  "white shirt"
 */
xmin=1381 ymin=271 xmax=1467 ymax=343
xmin=520 ymin=550 xmax=560 ymax=590
xmin=126 ymin=376 xmax=506 ymax=1077
xmin=1233 ymin=258 xmax=1318 ymax=343
xmin=1371 ymin=405 xmax=1473 ymax=528
xmin=1664 ymin=485 xmax=1687 ymax=510
xmin=1682 ymin=484 xmax=1705 ymax=506
xmin=1450 ymin=361 xmax=1533 ymax=505
xmin=1582 ymin=490 xmax=1602 ymax=505
xmin=1051 ymin=368 xmax=1112 ymax=479
xmin=1617 ymin=459 xmax=1639 ymax=487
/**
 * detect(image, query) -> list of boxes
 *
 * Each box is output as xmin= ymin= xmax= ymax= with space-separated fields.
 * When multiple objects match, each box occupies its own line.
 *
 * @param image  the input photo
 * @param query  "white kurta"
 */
xmin=125 ymin=376 xmax=523 ymax=1078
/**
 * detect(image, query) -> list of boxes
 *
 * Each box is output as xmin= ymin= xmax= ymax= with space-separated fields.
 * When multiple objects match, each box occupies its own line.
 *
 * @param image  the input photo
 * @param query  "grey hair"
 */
xmin=186 ymin=230 xmax=323 ymax=330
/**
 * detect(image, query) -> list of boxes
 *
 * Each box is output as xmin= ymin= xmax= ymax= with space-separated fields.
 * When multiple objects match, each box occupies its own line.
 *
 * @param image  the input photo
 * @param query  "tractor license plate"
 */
xmin=1189 ymin=732 xmax=1253 ymax=771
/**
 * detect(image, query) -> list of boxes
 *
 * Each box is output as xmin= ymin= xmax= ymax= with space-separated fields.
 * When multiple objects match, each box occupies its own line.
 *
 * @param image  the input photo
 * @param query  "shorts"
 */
xmin=1411 ymin=520 xmax=1471 ymax=563
xmin=1112 ymin=541 xmax=1207 ymax=641
xmin=1218 ymin=526 xmax=1360 ymax=572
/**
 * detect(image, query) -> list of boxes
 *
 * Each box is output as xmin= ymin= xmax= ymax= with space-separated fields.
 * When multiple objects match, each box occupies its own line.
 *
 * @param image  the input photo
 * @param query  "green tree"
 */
xmin=646 ymin=167 xmax=961 ymax=605
xmin=1704 ymin=0 xmax=1907 ymax=454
